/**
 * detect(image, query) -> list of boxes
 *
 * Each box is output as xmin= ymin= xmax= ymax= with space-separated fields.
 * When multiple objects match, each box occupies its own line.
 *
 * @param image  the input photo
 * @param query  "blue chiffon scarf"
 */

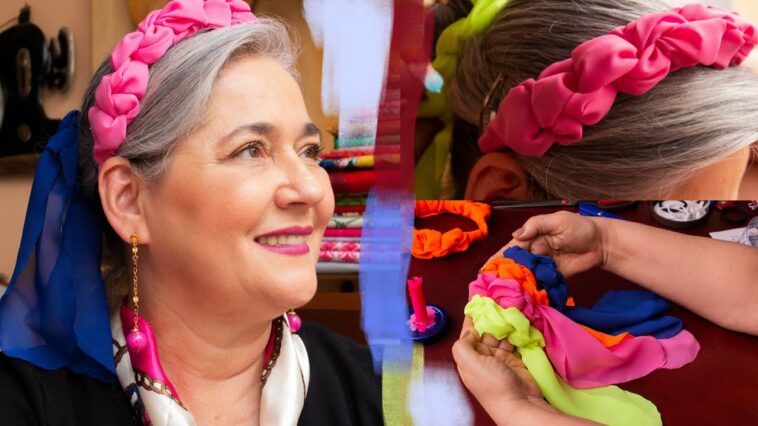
xmin=0 ymin=111 xmax=115 ymax=382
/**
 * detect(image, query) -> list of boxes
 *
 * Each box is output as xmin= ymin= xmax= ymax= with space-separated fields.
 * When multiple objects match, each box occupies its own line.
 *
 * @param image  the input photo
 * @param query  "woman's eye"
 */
xmin=303 ymin=143 xmax=323 ymax=161
xmin=237 ymin=141 xmax=265 ymax=159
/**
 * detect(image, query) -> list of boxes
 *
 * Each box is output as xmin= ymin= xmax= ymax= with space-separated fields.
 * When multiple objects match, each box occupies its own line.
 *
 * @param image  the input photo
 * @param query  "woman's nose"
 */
xmin=274 ymin=156 xmax=327 ymax=208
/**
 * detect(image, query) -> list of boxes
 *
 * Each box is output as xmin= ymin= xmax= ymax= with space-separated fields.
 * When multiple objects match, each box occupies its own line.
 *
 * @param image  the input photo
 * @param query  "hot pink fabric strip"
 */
xmin=468 ymin=273 xmax=700 ymax=389
xmin=478 ymin=3 xmax=758 ymax=157
xmin=89 ymin=0 xmax=256 ymax=166
xmin=120 ymin=304 xmax=182 ymax=400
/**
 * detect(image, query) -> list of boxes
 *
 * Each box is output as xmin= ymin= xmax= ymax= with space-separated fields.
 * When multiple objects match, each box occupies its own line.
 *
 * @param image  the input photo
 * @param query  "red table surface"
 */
xmin=409 ymin=201 xmax=758 ymax=426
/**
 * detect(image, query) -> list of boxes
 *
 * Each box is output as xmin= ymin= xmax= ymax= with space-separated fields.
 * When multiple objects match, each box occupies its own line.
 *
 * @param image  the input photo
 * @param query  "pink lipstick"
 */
xmin=257 ymin=226 xmax=313 ymax=238
xmin=255 ymin=226 xmax=313 ymax=256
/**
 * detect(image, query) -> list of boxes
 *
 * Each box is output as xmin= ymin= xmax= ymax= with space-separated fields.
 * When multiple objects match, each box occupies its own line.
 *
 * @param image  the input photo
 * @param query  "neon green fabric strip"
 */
xmin=382 ymin=344 xmax=425 ymax=425
xmin=416 ymin=0 xmax=509 ymax=199
xmin=434 ymin=0 xmax=509 ymax=82
xmin=415 ymin=122 xmax=452 ymax=199
xmin=464 ymin=295 xmax=662 ymax=426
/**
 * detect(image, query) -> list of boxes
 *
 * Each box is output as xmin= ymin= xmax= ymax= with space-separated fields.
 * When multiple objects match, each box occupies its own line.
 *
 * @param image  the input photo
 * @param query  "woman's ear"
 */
xmin=464 ymin=151 xmax=529 ymax=201
xmin=98 ymin=156 xmax=151 ymax=244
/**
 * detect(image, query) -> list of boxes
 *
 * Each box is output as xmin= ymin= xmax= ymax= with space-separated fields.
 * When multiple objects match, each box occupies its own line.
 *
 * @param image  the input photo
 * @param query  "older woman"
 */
xmin=420 ymin=0 xmax=758 ymax=200
xmin=0 ymin=1 xmax=381 ymax=425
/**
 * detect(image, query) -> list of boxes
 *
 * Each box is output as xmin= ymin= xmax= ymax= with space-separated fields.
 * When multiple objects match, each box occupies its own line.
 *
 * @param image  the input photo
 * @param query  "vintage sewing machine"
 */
xmin=0 ymin=4 xmax=74 ymax=160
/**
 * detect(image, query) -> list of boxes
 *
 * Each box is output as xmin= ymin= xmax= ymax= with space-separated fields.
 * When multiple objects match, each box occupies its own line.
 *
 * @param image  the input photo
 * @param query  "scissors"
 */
xmin=577 ymin=202 xmax=622 ymax=219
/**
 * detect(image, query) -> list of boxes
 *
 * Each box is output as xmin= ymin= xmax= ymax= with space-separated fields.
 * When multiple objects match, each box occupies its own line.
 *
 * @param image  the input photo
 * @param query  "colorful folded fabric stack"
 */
xmin=317 ymin=150 xmax=375 ymax=272
xmin=464 ymin=246 xmax=700 ymax=426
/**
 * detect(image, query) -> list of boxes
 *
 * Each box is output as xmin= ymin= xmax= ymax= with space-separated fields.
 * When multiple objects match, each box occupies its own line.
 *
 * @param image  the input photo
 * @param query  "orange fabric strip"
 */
xmin=581 ymin=326 xmax=631 ymax=347
xmin=480 ymin=257 xmax=550 ymax=306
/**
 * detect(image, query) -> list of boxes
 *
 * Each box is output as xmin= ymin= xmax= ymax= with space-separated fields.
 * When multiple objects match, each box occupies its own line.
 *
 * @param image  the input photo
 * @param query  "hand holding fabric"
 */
xmin=452 ymin=317 xmax=555 ymax=425
xmin=509 ymin=211 xmax=607 ymax=278
xmin=453 ymin=316 xmax=603 ymax=426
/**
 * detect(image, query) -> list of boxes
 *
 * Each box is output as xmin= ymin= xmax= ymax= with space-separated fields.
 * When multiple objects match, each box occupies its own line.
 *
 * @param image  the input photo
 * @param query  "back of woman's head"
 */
xmin=77 ymin=18 xmax=299 ymax=309
xmin=447 ymin=0 xmax=758 ymax=199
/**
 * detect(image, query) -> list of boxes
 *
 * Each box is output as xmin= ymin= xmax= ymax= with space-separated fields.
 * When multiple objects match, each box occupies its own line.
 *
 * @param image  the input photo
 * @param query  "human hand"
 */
xmin=453 ymin=316 xmax=601 ymax=425
xmin=487 ymin=211 xmax=610 ymax=278
xmin=452 ymin=317 xmax=547 ymax=424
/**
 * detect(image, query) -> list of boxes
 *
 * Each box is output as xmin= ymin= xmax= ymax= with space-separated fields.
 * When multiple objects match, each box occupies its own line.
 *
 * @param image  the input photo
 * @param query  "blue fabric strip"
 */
xmin=503 ymin=246 xmax=682 ymax=339
xmin=0 ymin=111 xmax=114 ymax=382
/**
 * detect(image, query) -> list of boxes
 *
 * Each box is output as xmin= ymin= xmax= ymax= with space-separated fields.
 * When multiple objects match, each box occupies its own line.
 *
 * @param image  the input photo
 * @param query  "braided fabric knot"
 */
xmin=478 ymin=3 xmax=758 ymax=157
xmin=89 ymin=0 xmax=256 ymax=166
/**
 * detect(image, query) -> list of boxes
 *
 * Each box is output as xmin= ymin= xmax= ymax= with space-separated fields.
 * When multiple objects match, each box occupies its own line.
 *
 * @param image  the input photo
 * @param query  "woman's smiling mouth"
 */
xmin=255 ymin=226 xmax=313 ymax=255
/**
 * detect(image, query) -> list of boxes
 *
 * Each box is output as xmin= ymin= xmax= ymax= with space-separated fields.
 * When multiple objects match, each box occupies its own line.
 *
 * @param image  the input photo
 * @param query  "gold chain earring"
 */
xmin=126 ymin=234 xmax=147 ymax=353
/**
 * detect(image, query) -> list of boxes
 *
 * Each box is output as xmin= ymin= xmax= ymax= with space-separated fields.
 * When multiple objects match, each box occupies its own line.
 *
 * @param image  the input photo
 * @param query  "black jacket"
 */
xmin=0 ymin=321 xmax=382 ymax=425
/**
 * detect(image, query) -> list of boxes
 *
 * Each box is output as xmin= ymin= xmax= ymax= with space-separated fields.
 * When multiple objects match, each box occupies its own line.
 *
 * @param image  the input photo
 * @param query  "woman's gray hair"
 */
xmin=77 ymin=18 xmax=299 ymax=309
xmin=447 ymin=0 xmax=758 ymax=199
xmin=80 ymin=18 xmax=299 ymax=189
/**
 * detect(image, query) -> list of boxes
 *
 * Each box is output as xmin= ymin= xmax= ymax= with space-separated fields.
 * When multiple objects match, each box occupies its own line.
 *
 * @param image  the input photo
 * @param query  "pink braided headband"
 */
xmin=88 ymin=0 xmax=256 ymax=167
xmin=478 ymin=3 xmax=758 ymax=157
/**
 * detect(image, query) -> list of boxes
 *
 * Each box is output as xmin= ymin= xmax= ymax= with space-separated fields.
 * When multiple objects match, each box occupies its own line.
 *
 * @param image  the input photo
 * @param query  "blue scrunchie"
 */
xmin=0 ymin=111 xmax=115 ymax=382
xmin=504 ymin=246 xmax=682 ymax=339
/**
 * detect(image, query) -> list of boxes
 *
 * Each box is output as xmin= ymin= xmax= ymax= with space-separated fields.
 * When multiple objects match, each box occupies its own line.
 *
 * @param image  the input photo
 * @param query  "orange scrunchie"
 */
xmin=480 ymin=256 xmax=630 ymax=348
xmin=413 ymin=201 xmax=491 ymax=259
